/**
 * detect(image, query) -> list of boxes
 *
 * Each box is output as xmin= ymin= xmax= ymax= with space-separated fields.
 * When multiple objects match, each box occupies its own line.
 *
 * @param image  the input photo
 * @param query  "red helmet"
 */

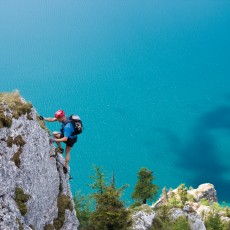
xmin=54 ymin=110 xmax=65 ymax=119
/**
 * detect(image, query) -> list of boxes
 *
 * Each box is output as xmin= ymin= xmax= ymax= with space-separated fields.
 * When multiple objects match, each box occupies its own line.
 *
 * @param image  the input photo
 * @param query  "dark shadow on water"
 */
xmin=157 ymin=104 xmax=230 ymax=202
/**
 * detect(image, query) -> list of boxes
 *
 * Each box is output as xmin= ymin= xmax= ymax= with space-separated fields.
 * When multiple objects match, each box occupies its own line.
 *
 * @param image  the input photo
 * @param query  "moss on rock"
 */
xmin=14 ymin=187 xmax=30 ymax=216
xmin=11 ymin=150 xmax=22 ymax=168
xmin=53 ymin=194 xmax=73 ymax=230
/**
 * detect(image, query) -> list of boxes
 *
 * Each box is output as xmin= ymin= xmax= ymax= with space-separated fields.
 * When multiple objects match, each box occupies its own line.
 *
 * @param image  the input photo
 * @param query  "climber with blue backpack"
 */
xmin=39 ymin=110 xmax=83 ymax=174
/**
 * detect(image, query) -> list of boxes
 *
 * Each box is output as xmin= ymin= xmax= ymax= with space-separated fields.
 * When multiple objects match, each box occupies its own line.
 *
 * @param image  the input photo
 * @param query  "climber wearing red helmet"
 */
xmin=39 ymin=110 xmax=77 ymax=174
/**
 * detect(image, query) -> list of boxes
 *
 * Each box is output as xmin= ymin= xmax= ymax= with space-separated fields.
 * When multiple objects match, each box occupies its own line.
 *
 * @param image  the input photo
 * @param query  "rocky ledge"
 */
xmin=131 ymin=183 xmax=230 ymax=230
xmin=0 ymin=92 xmax=79 ymax=230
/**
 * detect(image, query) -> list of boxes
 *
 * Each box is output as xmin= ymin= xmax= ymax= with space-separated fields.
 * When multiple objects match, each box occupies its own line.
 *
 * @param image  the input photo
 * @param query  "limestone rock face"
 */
xmin=171 ymin=207 xmax=206 ymax=230
xmin=188 ymin=183 xmax=217 ymax=203
xmin=132 ymin=183 xmax=219 ymax=230
xmin=0 ymin=100 xmax=79 ymax=229
xmin=131 ymin=205 xmax=155 ymax=230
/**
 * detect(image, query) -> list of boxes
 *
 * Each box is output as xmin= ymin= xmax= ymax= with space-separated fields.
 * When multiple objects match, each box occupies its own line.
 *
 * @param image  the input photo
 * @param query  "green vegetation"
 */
xmin=12 ymin=150 xmax=22 ymax=168
xmin=132 ymin=167 xmax=159 ymax=205
xmin=7 ymin=136 xmax=13 ymax=147
xmin=16 ymin=218 xmax=23 ymax=230
xmin=172 ymin=216 xmax=190 ymax=230
xmin=205 ymin=212 xmax=223 ymax=230
xmin=74 ymin=192 xmax=93 ymax=229
xmin=150 ymin=205 xmax=171 ymax=230
xmin=44 ymin=224 xmax=55 ymax=230
xmin=200 ymin=198 xmax=210 ymax=206
xmin=14 ymin=187 xmax=30 ymax=216
xmin=74 ymin=166 xmax=130 ymax=230
xmin=53 ymin=194 xmax=73 ymax=230
xmin=167 ymin=191 xmax=183 ymax=209
xmin=90 ymin=166 xmax=130 ymax=230
xmin=36 ymin=115 xmax=49 ymax=132
xmin=177 ymin=184 xmax=188 ymax=205
xmin=166 ymin=184 xmax=195 ymax=208
xmin=7 ymin=135 xmax=26 ymax=148
xmin=151 ymin=206 xmax=190 ymax=230
xmin=0 ymin=113 xmax=12 ymax=128
xmin=45 ymin=172 xmax=74 ymax=230
xmin=0 ymin=91 xmax=33 ymax=128
xmin=9 ymin=135 xmax=26 ymax=167
xmin=13 ymin=135 xmax=26 ymax=146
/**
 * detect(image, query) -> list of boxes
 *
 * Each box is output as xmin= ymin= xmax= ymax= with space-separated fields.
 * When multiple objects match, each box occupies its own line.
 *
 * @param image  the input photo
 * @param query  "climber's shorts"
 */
xmin=60 ymin=134 xmax=77 ymax=147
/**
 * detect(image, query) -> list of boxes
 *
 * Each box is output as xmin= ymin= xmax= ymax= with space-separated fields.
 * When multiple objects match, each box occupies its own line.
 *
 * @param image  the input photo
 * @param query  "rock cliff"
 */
xmin=0 ymin=92 xmax=79 ymax=230
xmin=131 ymin=183 xmax=230 ymax=230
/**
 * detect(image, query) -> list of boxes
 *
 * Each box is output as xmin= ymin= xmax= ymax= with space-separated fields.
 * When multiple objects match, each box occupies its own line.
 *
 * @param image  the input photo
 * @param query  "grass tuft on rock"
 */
xmin=14 ymin=187 xmax=30 ymax=216
xmin=53 ymin=194 xmax=73 ymax=230
xmin=12 ymin=150 xmax=22 ymax=168
xmin=0 ymin=91 xmax=33 ymax=126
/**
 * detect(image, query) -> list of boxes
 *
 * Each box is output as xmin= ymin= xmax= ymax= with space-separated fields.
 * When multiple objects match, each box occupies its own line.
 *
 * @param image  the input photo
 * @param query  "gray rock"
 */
xmin=188 ymin=183 xmax=217 ymax=203
xmin=131 ymin=205 xmax=155 ymax=230
xmin=0 ymin=103 xmax=79 ymax=229
xmin=171 ymin=208 xmax=206 ymax=230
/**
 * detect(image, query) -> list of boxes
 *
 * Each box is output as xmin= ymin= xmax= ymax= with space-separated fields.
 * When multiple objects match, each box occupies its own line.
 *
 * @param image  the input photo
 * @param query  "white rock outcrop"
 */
xmin=188 ymin=183 xmax=217 ymax=203
xmin=0 ymin=102 xmax=79 ymax=230
xmin=132 ymin=183 xmax=219 ymax=230
xmin=131 ymin=205 xmax=155 ymax=230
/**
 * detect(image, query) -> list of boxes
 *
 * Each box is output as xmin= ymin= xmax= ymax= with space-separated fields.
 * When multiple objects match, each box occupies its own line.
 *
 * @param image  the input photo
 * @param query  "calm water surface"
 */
xmin=1 ymin=0 xmax=230 ymax=203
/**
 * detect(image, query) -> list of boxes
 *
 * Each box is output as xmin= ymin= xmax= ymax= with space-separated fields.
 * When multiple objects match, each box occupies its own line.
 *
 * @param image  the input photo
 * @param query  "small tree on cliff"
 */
xmin=132 ymin=167 xmax=159 ymax=204
xmin=89 ymin=166 xmax=131 ymax=230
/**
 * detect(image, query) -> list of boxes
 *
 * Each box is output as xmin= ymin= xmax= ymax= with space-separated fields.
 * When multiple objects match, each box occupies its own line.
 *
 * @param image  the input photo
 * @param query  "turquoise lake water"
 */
xmin=1 ymin=0 xmax=230 ymax=204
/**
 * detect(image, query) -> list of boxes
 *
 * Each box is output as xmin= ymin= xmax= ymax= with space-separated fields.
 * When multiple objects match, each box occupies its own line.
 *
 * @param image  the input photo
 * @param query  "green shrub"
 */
xmin=0 ymin=91 xmax=32 ymax=120
xmin=89 ymin=166 xmax=131 ymax=230
xmin=200 ymin=198 xmax=210 ymax=206
xmin=16 ymin=218 xmax=23 ymax=230
xmin=222 ymin=221 xmax=230 ymax=230
xmin=205 ymin=212 xmax=223 ymax=230
xmin=44 ymin=224 xmax=55 ymax=230
xmin=74 ymin=191 xmax=93 ymax=230
xmin=12 ymin=150 xmax=22 ymax=168
xmin=15 ymin=187 xmax=30 ymax=216
xmin=210 ymin=202 xmax=223 ymax=212
xmin=0 ymin=115 xmax=12 ymax=128
xmin=178 ymin=184 xmax=188 ymax=205
xmin=13 ymin=135 xmax=26 ymax=146
xmin=187 ymin=193 xmax=195 ymax=202
xmin=53 ymin=194 xmax=73 ymax=230
xmin=172 ymin=216 xmax=190 ymax=230
xmin=225 ymin=207 xmax=230 ymax=218
xmin=7 ymin=137 xmax=13 ymax=147
xmin=150 ymin=205 xmax=171 ymax=230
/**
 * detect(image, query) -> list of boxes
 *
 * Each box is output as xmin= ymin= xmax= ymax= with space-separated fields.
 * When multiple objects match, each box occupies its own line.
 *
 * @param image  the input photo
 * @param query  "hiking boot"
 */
xmin=55 ymin=147 xmax=64 ymax=154
xmin=63 ymin=166 xmax=68 ymax=174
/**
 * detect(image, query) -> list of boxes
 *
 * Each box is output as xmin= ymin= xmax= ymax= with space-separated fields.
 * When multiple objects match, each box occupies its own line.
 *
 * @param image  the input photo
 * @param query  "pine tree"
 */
xmin=89 ymin=166 xmax=130 ymax=230
xmin=162 ymin=187 xmax=168 ymax=203
xmin=90 ymin=165 xmax=106 ymax=195
xmin=73 ymin=191 xmax=93 ymax=230
xmin=132 ymin=167 xmax=159 ymax=204
xmin=178 ymin=184 xmax=188 ymax=205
